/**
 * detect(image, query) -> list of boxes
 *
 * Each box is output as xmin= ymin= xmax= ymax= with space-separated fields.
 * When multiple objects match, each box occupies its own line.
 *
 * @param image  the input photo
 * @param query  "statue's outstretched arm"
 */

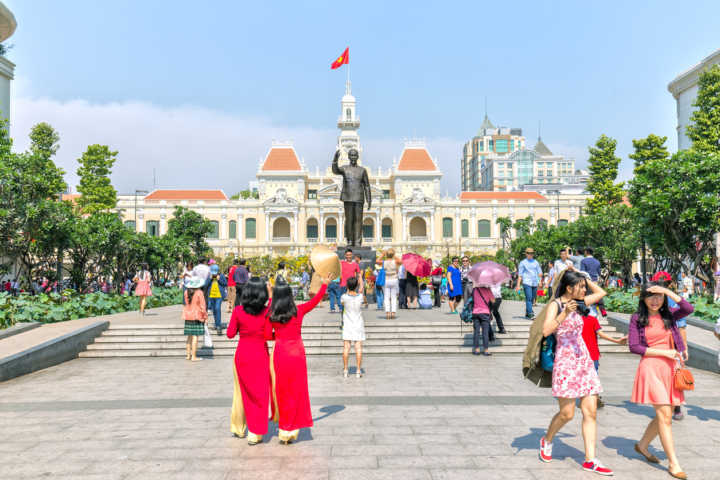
xmin=331 ymin=149 xmax=343 ymax=176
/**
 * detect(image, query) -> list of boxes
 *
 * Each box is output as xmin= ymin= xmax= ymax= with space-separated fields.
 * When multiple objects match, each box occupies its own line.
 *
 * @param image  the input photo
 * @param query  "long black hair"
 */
xmin=268 ymin=279 xmax=297 ymax=324
xmin=239 ymin=276 xmax=269 ymax=314
xmin=554 ymin=271 xmax=587 ymax=299
xmin=636 ymin=281 xmax=674 ymax=329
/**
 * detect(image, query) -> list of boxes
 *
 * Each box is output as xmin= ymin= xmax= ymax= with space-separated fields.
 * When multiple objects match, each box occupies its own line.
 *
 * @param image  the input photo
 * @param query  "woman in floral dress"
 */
xmin=538 ymin=270 xmax=614 ymax=476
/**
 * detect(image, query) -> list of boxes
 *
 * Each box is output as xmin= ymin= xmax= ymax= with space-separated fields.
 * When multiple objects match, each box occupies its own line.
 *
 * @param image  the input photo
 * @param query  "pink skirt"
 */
xmin=631 ymin=356 xmax=684 ymax=406
xmin=135 ymin=280 xmax=153 ymax=297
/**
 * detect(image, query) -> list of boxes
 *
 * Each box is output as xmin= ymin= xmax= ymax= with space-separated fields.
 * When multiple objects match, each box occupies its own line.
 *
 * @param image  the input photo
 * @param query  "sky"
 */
xmin=5 ymin=0 xmax=720 ymax=196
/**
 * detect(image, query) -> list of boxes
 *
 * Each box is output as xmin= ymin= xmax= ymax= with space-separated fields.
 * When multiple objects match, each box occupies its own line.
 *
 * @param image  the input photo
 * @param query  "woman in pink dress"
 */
xmin=539 ymin=270 xmax=613 ymax=476
xmin=226 ymin=276 xmax=273 ymax=445
xmin=267 ymin=277 xmax=329 ymax=444
xmin=134 ymin=263 xmax=153 ymax=316
xmin=629 ymin=283 xmax=693 ymax=479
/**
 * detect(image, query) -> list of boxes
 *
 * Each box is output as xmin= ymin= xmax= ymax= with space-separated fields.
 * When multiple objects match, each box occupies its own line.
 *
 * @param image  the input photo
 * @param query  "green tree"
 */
xmin=231 ymin=190 xmax=259 ymax=200
xmin=686 ymin=64 xmax=720 ymax=154
xmin=166 ymin=206 xmax=213 ymax=263
xmin=628 ymin=149 xmax=720 ymax=289
xmin=629 ymin=134 xmax=670 ymax=175
xmin=513 ymin=216 xmax=535 ymax=237
xmin=496 ymin=216 xmax=512 ymax=249
xmin=76 ymin=144 xmax=118 ymax=214
xmin=586 ymin=134 xmax=624 ymax=212
xmin=0 ymin=121 xmax=68 ymax=286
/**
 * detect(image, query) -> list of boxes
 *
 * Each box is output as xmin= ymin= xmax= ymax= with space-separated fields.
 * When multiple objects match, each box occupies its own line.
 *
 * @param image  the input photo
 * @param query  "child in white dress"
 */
xmin=341 ymin=276 xmax=366 ymax=378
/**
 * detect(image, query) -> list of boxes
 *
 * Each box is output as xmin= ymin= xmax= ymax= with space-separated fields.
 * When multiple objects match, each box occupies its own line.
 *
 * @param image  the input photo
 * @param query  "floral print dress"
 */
xmin=551 ymin=300 xmax=603 ymax=398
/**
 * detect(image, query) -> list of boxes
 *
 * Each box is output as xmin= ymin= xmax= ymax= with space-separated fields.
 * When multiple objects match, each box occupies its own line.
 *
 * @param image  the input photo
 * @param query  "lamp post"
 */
xmin=134 ymin=189 xmax=149 ymax=232
xmin=548 ymin=190 xmax=561 ymax=224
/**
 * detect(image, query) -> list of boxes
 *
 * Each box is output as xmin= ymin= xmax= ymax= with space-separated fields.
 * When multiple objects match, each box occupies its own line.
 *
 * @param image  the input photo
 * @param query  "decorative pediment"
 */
xmin=403 ymin=188 xmax=435 ymax=205
xmin=264 ymin=188 xmax=300 ymax=206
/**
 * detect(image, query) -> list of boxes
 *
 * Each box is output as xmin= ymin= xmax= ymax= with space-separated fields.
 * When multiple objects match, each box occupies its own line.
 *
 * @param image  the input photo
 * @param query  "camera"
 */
xmin=575 ymin=300 xmax=591 ymax=316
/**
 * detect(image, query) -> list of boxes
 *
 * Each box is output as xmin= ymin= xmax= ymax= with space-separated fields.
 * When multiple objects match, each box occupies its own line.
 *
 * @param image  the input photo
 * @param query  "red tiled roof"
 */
xmin=459 ymin=191 xmax=547 ymax=202
xmin=144 ymin=190 xmax=227 ymax=201
xmin=261 ymin=146 xmax=302 ymax=171
xmin=61 ymin=193 xmax=81 ymax=202
xmin=397 ymin=147 xmax=437 ymax=171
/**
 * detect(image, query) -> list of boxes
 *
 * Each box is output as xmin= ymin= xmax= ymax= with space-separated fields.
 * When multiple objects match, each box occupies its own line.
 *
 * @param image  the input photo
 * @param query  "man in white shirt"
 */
xmin=192 ymin=258 xmax=211 ymax=284
xmin=682 ymin=274 xmax=694 ymax=300
xmin=554 ymin=247 xmax=574 ymax=275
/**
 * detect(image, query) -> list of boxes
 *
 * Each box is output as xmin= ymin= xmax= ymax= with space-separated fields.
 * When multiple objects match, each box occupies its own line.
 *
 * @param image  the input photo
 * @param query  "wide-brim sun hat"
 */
xmin=185 ymin=276 xmax=205 ymax=289
xmin=525 ymin=248 xmax=535 ymax=254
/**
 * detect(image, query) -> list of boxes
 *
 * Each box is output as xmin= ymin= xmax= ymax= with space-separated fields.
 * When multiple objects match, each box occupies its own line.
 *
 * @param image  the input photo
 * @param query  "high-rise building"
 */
xmin=0 ymin=2 xmax=16 ymax=124
xmin=460 ymin=115 xmax=525 ymax=191
xmin=668 ymin=47 xmax=720 ymax=152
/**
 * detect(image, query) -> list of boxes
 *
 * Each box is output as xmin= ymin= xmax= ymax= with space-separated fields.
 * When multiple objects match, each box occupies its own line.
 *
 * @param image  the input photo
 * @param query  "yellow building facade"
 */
xmin=115 ymin=83 xmax=590 ymax=258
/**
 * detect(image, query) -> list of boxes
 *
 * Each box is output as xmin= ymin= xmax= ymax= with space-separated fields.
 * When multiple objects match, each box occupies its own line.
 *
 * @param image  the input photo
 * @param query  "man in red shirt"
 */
xmin=227 ymin=259 xmax=238 ymax=313
xmin=339 ymin=248 xmax=360 ymax=312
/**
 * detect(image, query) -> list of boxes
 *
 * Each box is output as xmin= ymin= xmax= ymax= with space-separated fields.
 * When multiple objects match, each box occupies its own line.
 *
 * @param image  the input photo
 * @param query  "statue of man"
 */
xmin=331 ymin=148 xmax=371 ymax=247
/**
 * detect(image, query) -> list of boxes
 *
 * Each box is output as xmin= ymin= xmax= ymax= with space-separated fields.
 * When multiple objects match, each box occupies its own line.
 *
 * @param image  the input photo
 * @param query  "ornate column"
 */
xmin=160 ymin=213 xmax=167 ymax=235
xmin=221 ymin=213 xmax=228 ymax=240
xmin=429 ymin=212 xmax=435 ymax=242
xmin=319 ymin=210 xmax=325 ymax=242
xmin=492 ymin=205 xmax=499 ymax=238
xmin=375 ymin=210 xmax=381 ymax=245
xmin=455 ymin=209 xmax=461 ymax=239
xmin=293 ymin=212 xmax=299 ymax=242
xmin=237 ymin=211 xmax=243 ymax=241
xmin=138 ymin=213 xmax=145 ymax=232
xmin=402 ymin=213 xmax=408 ymax=242
xmin=265 ymin=213 xmax=271 ymax=242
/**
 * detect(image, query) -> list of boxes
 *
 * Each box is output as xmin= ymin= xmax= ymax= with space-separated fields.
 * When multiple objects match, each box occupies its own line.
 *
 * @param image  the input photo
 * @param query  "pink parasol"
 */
xmin=467 ymin=261 xmax=511 ymax=287
xmin=401 ymin=253 xmax=432 ymax=277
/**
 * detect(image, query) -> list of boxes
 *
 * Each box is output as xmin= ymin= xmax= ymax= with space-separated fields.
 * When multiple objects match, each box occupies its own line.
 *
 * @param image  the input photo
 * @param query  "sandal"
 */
xmin=634 ymin=444 xmax=659 ymax=464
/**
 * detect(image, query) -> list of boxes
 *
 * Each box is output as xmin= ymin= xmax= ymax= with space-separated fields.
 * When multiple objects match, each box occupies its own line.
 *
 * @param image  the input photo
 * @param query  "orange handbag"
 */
xmin=671 ymin=335 xmax=695 ymax=391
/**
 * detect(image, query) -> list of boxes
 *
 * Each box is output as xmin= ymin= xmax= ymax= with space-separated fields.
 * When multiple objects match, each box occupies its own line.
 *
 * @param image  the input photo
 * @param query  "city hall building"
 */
xmin=116 ymin=82 xmax=589 ymax=258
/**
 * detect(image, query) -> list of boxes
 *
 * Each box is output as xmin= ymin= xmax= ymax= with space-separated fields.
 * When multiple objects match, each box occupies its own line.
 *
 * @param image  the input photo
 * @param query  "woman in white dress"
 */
xmin=341 ymin=276 xmax=366 ymax=378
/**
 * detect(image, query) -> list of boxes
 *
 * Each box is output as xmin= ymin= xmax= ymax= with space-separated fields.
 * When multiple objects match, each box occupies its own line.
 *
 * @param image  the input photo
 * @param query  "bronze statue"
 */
xmin=331 ymin=148 xmax=371 ymax=247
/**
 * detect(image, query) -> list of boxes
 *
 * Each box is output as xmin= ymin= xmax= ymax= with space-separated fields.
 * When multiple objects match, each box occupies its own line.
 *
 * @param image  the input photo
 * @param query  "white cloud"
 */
xmin=10 ymin=97 xmax=464 ymax=195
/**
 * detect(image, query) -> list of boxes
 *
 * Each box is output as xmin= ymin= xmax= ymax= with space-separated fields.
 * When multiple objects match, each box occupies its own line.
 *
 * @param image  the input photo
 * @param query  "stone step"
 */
xmin=86 ymin=337 xmax=624 ymax=350
xmin=78 ymin=344 xmax=630 ymax=358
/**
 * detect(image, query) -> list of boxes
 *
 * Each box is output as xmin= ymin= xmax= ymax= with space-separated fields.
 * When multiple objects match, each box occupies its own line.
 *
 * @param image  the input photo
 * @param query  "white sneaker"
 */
xmin=343 ymin=370 xmax=348 ymax=378
xmin=356 ymin=369 xmax=362 ymax=378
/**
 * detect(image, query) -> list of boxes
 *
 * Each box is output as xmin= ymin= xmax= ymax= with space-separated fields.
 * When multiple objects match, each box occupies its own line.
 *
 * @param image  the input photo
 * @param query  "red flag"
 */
xmin=331 ymin=47 xmax=349 ymax=69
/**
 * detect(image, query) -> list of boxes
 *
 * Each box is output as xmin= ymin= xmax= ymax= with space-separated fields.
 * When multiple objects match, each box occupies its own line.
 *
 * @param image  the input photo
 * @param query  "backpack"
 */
xmin=375 ymin=268 xmax=386 ymax=287
xmin=540 ymin=334 xmax=556 ymax=372
xmin=460 ymin=294 xmax=474 ymax=324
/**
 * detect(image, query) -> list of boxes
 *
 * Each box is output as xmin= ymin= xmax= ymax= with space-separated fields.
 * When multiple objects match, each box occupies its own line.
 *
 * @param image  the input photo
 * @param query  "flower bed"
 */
xmin=0 ymin=287 xmax=183 ymax=329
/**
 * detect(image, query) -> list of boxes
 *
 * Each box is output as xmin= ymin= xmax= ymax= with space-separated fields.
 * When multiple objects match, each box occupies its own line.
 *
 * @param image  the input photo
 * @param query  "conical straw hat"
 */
xmin=310 ymin=244 xmax=341 ymax=280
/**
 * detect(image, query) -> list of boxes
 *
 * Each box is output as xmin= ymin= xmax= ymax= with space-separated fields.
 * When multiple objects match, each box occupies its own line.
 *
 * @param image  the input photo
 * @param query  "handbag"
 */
xmin=375 ymin=268 xmax=386 ymax=287
xmin=671 ymin=335 xmax=694 ymax=391
xmin=540 ymin=334 xmax=556 ymax=372
xmin=203 ymin=324 xmax=213 ymax=348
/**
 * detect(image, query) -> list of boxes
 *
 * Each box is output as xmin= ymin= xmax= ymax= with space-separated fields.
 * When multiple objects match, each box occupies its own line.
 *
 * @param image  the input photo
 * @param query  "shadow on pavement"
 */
xmin=601 ymin=435 xmax=666 ymax=470
xmin=615 ymin=400 xmax=656 ymax=418
xmin=511 ymin=427 xmax=584 ymax=465
xmin=685 ymin=403 xmax=720 ymax=422
xmin=313 ymin=404 xmax=346 ymax=422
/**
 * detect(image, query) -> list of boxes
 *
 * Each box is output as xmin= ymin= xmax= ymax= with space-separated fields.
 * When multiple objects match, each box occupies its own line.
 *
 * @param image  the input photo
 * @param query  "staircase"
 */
xmin=78 ymin=317 xmax=628 ymax=358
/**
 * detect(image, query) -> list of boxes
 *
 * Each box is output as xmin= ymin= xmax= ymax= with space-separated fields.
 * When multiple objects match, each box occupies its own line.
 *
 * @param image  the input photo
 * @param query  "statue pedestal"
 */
xmin=336 ymin=246 xmax=377 ymax=273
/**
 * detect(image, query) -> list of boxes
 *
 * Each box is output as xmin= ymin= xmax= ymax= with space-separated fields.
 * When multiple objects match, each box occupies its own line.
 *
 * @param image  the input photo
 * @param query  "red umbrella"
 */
xmin=401 ymin=253 xmax=432 ymax=277
xmin=467 ymin=261 xmax=511 ymax=287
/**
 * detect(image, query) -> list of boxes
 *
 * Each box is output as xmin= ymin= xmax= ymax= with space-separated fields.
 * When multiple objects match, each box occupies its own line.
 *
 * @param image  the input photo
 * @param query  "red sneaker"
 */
xmin=539 ymin=436 xmax=552 ymax=463
xmin=582 ymin=459 xmax=614 ymax=476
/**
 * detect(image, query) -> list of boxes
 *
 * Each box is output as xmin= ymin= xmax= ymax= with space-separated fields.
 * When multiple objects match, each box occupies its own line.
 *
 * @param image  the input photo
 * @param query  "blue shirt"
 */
xmin=518 ymin=259 xmax=542 ymax=287
xmin=447 ymin=265 xmax=463 ymax=297
xmin=580 ymin=256 xmax=602 ymax=281
xmin=668 ymin=298 xmax=687 ymax=328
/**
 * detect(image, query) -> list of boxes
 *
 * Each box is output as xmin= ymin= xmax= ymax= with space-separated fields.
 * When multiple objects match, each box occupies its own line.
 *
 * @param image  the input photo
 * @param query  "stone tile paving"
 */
xmin=1 ymin=300 xmax=720 ymax=479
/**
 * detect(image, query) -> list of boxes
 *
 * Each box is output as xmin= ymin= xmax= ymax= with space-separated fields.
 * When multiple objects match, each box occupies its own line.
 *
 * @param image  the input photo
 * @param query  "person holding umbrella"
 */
xmin=468 ymin=261 xmax=512 ymax=353
xmin=401 ymin=253 xmax=431 ymax=310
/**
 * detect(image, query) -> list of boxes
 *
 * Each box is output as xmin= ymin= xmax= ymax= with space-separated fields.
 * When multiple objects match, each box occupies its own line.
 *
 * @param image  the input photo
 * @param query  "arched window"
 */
xmin=245 ymin=218 xmax=256 ymax=239
xmin=272 ymin=218 xmax=291 ymax=240
xmin=325 ymin=218 xmax=337 ymax=239
xmin=362 ymin=218 xmax=374 ymax=240
xmin=146 ymin=220 xmax=159 ymax=237
xmin=409 ymin=217 xmax=427 ymax=239
xmin=558 ymin=219 xmax=569 ymax=227
xmin=478 ymin=219 xmax=491 ymax=238
xmin=346 ymin=108 xmax=352 ymax=120
xmin=381 ymin=218 xmax=392 ymax=239
xmin=461 ymin=219 xmax=469 ymax=238
xmin=207 ymin=221 xmax=219 ymax=239
xmin=442 ymin=217 xmax=453 ymax=238
xmin=229 ymin=220 xmax=237 ymax=239
xmin=306 ymin=218 xmax=318 ymax=239
xmin=124 ymin=220 xmax=136 ymax=231
xmin=536 ymin=219 xmax=548 ymax=230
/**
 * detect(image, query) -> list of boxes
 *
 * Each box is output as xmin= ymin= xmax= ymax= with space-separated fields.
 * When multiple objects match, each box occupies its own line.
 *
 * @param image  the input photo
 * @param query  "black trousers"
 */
xmin=491 ymin=298 xmax=504 ymax=331
xmin=432 ymin=282 xmax=442 ymax=307
xmin=398 ymin=279 xmax=407 ymax=308
xmin=472 ymin=314 xmax=491 ymax=351
xmin=343 ymin=201 xmax=363 ymax=246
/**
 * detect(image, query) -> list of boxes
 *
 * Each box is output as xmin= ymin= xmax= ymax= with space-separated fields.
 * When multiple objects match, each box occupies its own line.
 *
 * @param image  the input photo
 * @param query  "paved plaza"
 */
xmin=1 ymin=301 xmax=720 ymax=479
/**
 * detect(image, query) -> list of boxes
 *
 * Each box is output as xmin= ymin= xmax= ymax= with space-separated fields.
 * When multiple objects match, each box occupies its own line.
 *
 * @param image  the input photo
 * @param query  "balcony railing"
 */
xmin=272 ymin=236 xmax=291 ymax=242
xmin=308 ymin=237 xmax=318 ymax=243
xmin=410 ymin=236 xmax=428 ymax=242
xmin=325 ymin=237 xmax=337 ymax=243
xmin=382 ymin=237 xmax=393 ymax=243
